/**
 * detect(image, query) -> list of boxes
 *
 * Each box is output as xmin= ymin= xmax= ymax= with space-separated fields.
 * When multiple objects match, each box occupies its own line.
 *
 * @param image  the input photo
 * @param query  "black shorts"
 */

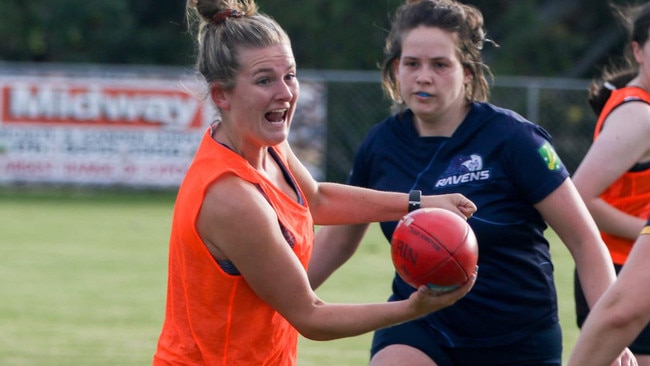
xmin=575 ymin=265 xmax=650 ymax=354
xmin=370 ymin=317 xmax=562 ymax=366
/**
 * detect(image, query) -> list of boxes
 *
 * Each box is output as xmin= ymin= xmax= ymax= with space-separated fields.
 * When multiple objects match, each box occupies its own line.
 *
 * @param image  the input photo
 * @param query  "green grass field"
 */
xmin=0 ymin=189 xmax=578 ymax=365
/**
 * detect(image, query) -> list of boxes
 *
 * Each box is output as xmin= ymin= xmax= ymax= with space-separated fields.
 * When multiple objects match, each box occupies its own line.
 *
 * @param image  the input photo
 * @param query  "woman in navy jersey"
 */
xmin=309 ymin=0 xmax=632 ymax=365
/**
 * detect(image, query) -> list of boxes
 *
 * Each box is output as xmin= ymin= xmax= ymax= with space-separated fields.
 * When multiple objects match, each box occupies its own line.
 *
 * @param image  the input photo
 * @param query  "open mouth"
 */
xmin=416 ymin=92 xmax=432 ymax=97
xmin=265 ymin=109 xmax=287 ymax=123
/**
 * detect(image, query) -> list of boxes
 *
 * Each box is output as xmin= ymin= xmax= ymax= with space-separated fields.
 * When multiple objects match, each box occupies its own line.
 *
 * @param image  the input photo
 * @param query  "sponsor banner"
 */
xmin=1 ymin=76 xmax=208 ymax=129
xmin=0 ymin=73 xmax=325 ymax=187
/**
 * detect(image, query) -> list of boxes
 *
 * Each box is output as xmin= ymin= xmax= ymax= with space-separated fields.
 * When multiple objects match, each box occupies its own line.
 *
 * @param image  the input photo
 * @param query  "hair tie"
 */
xmin=212 ymin=9 xmax=243 ymax=24
xmin=603 ymin=81 xmax=617 ymax=91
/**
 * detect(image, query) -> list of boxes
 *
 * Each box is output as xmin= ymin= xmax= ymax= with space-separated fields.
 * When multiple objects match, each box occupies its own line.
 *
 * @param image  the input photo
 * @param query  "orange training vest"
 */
xmin=594 ymin=86 xmax=650 ymax=265
xmin=153 ymin=129 xmax=313 ymax=365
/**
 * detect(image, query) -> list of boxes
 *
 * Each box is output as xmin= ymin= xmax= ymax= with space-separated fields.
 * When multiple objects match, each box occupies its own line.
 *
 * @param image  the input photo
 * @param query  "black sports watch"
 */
xmin=408 ymin=190 xmax=421 ymax=213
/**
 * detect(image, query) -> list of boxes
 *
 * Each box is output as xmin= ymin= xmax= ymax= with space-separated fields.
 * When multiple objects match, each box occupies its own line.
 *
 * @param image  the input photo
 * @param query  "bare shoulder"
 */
xmin=202 ymin=174 xmax=269 ymax=217
xmin=198 ymin=174 xmax=278 ymax=260
xmin=603 ymin=102 xmax=650 ymax=159
xmin=607 ymin=101 xmax=650 ymax=132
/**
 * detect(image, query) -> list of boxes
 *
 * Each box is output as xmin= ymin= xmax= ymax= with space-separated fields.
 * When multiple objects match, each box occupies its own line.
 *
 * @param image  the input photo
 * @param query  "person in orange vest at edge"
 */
xmin=573 ymin=2 xmax=650 ymax=365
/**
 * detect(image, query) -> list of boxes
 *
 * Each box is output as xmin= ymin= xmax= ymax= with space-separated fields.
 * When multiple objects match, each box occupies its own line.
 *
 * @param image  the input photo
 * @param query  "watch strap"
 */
xmin=408 ymin=190 xmax=421 ymax=213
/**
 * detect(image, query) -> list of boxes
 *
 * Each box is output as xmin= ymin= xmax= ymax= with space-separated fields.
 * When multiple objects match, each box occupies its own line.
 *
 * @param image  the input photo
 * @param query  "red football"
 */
xmin=391 ymin=208 xmax=478 ymax=292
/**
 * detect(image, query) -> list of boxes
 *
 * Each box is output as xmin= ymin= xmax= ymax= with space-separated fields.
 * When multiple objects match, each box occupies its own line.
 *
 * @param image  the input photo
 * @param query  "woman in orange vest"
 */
xmin=573 ymin=2 xmax=650 ymax=364
xmin=152 ymin=1 xmax=476 ymax=365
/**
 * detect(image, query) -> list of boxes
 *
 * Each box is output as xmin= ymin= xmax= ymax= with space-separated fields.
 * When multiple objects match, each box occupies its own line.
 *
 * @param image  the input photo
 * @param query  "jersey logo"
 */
xmin=537 ymin=142 xmax=563 ymax=171
xmin=435 ymin=154 xmax=490 ymax=188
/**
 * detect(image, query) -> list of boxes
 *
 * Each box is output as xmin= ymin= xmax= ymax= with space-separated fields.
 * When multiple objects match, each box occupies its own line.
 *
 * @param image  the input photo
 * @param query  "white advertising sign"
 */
xmin=0 ymin=73 xmax=325 ymax=187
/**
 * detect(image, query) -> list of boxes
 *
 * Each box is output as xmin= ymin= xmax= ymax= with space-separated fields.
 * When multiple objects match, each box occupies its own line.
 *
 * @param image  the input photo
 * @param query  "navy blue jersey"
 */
xmin=349 ymin=103 xmax=569 ymax=347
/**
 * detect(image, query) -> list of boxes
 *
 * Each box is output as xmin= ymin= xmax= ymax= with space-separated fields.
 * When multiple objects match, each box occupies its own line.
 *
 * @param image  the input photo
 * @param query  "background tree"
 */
xmin=0 ymin=0 xmax=641 ymax=78
xmin=0 ymin=0 xmax=191 ymax=65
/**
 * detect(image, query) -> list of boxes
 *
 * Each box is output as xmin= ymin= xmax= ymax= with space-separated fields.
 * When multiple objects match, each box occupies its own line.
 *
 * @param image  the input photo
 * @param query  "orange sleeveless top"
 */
xmin=153 ymin=129 xmax=313 ymax=365
xmin=594 ymin=87 xmax=650 ymax=264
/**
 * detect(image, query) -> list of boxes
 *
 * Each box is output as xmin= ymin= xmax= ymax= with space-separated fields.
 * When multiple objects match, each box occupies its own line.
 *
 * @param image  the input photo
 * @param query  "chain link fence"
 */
xmin=302 ymin=71 xmax=594 ymax=183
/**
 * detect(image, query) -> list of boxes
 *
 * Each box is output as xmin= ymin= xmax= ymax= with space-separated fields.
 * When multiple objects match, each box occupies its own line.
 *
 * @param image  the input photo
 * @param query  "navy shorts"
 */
xmin=370 ymin=317 xmax=562 ymax=366
xmin=575 ymin=265 xmax=650 ymax=354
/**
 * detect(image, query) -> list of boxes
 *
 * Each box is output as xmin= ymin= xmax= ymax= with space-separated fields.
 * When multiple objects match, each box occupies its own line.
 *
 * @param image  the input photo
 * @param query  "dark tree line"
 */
xmin=0 ymin=0 xmax=642 ymax=78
